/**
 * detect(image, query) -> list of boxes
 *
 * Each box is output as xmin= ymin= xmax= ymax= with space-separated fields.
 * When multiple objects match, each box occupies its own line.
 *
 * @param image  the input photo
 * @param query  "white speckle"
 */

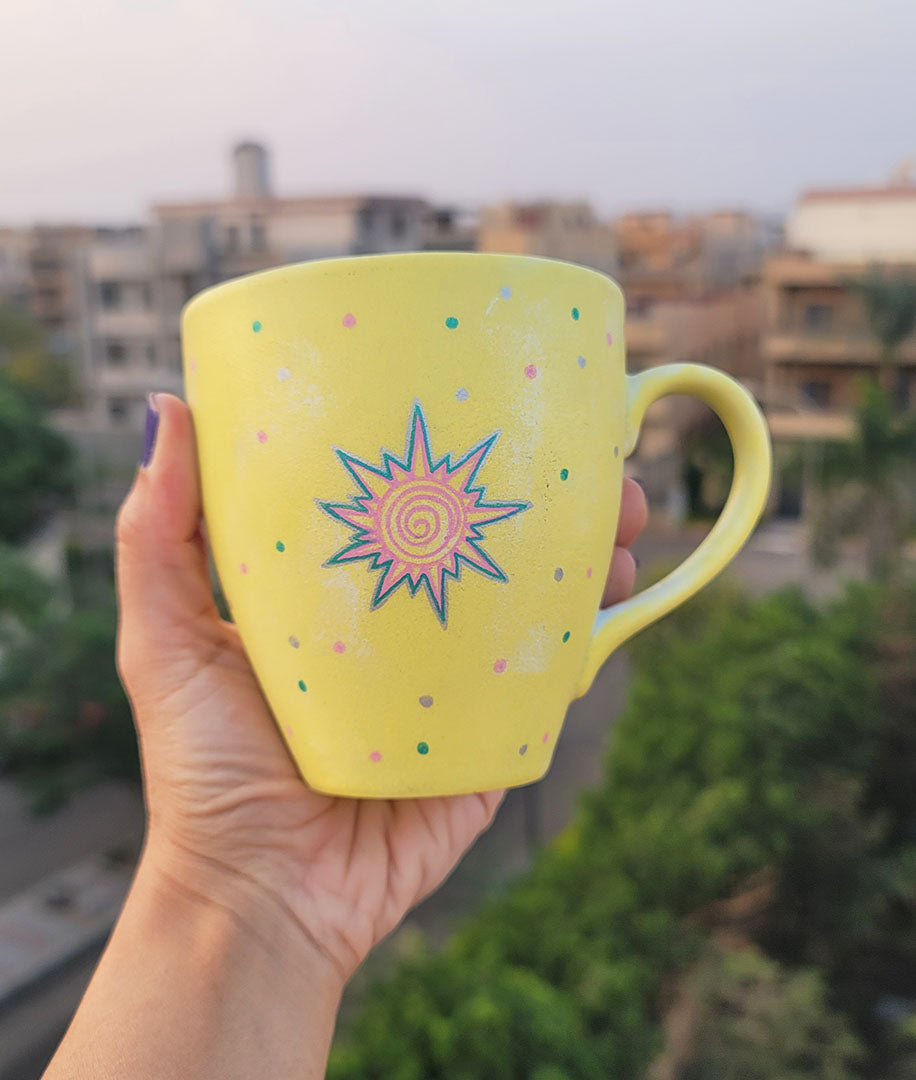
xmin=485 ymin=296 xmax=499 ymax=317
xmin=277 ymin=367 xmax=291 ymax=381
xmin=513 ymin=622 xmax=553 ymax=675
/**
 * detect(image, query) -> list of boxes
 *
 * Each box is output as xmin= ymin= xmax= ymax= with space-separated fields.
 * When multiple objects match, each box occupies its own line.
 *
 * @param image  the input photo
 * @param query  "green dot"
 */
xmin=276 ymin=540 xmax=285 ymax=552
xmin=445 ymin=316 xmax=459 ymax=329
xmin=252 ymin=320 xmax=262 ymax=332
xmin=417 ymin=741 xmax=430 ymax=755
xmin=298 ymin=679 xmax=307 ymax=692
xmin=560 ymin=468 xmax=569 ymax=481
xmin=562 ymin=631 xmax=571 ymax=643
xmin=571 ymin=307 xmax=580 ymax=321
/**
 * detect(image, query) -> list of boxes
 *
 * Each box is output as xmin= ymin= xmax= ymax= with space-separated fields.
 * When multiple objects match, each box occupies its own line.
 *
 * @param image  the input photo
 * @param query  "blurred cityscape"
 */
xmin=1 ymin=143 xmax=915 ymax=1077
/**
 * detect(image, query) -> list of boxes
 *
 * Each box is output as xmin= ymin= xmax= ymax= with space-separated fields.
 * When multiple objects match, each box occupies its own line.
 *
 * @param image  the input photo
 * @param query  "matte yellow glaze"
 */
xmin=182 ymin=253 xmax=771 ymax=799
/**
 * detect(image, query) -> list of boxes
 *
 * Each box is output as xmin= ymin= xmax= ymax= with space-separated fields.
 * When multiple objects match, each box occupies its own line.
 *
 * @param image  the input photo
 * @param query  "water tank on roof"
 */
xmin=232 ymin=142 xmax=271 ymax=199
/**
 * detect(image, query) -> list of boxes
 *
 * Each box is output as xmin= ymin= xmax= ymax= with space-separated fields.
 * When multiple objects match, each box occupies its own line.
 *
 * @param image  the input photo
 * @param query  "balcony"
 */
xmin=93 ymin=308 xmax=158 ymax=337
xmin=765 ymin=407 xmax=856 ymax=441
xmin=763 ymin=329 xmax=916 ymax=365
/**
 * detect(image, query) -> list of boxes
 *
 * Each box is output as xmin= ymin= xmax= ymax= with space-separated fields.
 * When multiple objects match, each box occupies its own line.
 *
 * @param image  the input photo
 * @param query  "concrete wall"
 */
xmin=788 ymin=193 xmax=916 ymax=261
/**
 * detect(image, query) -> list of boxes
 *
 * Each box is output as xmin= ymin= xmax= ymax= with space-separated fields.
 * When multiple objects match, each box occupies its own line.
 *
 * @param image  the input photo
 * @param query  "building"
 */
xmin=614 ymin=210 xmax=771 ymax=518
xmin=762 ymin=184 xmax=916 ymax=447
xmin=0 ymin=224 xmax=94 ymax=356
xmin=476 ymin=201 xmax=618 ymax=275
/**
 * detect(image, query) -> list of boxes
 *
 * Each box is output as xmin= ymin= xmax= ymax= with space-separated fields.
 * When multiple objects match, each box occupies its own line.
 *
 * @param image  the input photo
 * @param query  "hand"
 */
xmin=116 ymin=394 xmax=648 ymax=984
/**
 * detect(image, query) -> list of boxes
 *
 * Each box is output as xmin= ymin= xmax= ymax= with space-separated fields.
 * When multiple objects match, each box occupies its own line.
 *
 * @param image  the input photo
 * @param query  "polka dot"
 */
xmin=571 ymin=307 xmax=580 ymax=321
xmin=289 ymin=635 xmax=300 ymax=649
xmin=256 ymin=430 xmax=267 ymax=444
xmin=370 ymin=750 xmax=382 ymax=763
xmin=298 ymin=679 xmax=307 ymax=692
xmin=252 ymin=320 xmax=262 ymax=333
xmin=560 ymin=468 xmax=569 ymax=481
xmin=519 ymin=744 xmax=528 ymax=756
xmin=419 ymin=695 xmax=434 ymax=708
xmin=342 ymin=312 xmax=357 ymax=328
xmin=445 ymin=316 xmax=459 ymax=329
xmin=456 ymin=387 xmax=469 ymax=402
xmin=500 ymin=285 xmax=512 ymax=300
xmin=240 ymin=562 xmax=248 ymax=574
xmin=277 ymin=367 xmax=291 ymax=381
xmin=190 ymin=357 xmax=197 ymax=371
xmin=606 ymin=332 xmax=613 ymax=346
xmin=577 ymin=355 xmax=586 ymax=369
xmin=524 ymin=364 xmax=538 ymax=379
xmin=493 ymin=658 xmax=507 ymax=674
xmin=276 ymin=540 xmax=285 ymax=552
xmin=614 ymin=445 xmax=619 ymax=458
xmin=284 ymin=725 xmax=293 ymax=737
xmin=562 ymin=630 xmax=571 ymax=643
xmin=554 ymin=567 xmax=564 ymax=582
xmin=417 ymin=741 xmax=430 ymax=755
xmin=586 ymin=567 xmax=593 ymax=578
xmin=333 ymin=640 xmax=346 ymax=654
xmin=542 ymin=731 xmax=550 ymax=743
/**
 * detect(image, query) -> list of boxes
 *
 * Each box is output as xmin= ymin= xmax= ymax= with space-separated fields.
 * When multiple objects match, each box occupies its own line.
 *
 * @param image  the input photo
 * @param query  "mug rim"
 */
xmin=181 ymin=250 xmax=622 ymax=327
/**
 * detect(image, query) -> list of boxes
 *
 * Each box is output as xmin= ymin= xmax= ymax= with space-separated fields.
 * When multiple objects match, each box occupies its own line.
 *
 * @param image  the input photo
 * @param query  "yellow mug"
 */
xmin=182 ymin=253 xmax=771 ymax=799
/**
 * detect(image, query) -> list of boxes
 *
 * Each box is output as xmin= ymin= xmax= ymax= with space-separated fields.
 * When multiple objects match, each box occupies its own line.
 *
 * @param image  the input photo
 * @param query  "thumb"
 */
xmin=116 ymin=393 xmax=221 ymax=705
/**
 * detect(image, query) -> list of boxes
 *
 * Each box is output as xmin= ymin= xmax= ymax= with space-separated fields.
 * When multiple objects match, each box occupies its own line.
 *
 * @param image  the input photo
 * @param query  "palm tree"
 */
xmin=809 ymin=273 xmax=916 ymax=580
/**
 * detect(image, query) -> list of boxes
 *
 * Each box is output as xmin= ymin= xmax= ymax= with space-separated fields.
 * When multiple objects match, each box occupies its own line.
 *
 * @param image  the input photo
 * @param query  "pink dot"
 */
xmin=542 ymin=731 xmax=550 ymax=743
xmin=369 ymin=750 xmax=382 ymax=763
xmin=524 ymin=364 xmax=538 ymax=380
xmin=240 ymin=562 xmax=248 ymax=574
xmin=190 ymin=357 xmax=197 ymax=371
xmin=586 ymin=567 xmax=593 ymax=578
xmin=342 ymin=313 xmax=357 ymax=328
xmin=493 ymin=658 xmax=507 ymax=674
xmin=256 ymin=430 xmax=267 ymax=444
xmin=284 ymin=725 xmax=293 ymax=737
xmin=333 ymin=640 xmax=346 ymax=654
xmin=606 ymin=332 xmax=613 ymax=346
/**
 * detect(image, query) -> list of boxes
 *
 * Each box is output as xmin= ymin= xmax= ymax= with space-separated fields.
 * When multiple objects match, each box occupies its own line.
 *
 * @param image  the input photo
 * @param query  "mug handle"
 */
xmin=575 ymin=363 xmax=772 ymax=698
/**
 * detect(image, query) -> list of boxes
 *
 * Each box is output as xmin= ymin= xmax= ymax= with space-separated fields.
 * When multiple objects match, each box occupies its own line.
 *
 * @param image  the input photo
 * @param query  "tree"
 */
xmin=679 ymin=946 xmax=863 ymax=1080
xmin=0 ymin=301 xmax=77 ymax=409
xmin=0 ymin=375 xmax=74 ymax=544
xmin=810 ymin=382 xmax=916 ymax=579
xmin=853 ymin=270 xmax=916 ymax=398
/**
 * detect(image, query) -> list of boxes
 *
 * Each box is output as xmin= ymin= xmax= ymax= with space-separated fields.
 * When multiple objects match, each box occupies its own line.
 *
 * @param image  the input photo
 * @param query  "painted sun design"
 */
xmin=321 ymin=404 xmax=529 ymax=624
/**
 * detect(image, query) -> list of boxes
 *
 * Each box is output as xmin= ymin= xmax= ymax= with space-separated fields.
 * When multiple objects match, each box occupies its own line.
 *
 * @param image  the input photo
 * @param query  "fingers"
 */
xmin=116 ymin=394 xmax=220 ymax=701
xmin=616 ymin=477 xmax=648 ymax=548
xmin=601 ymin=478 xmax=648 ymax=608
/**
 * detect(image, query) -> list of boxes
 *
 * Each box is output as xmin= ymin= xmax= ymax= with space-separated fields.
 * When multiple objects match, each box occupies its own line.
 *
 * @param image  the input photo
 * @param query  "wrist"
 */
xmin=135 ymin=839 xmax=348 ymax=1001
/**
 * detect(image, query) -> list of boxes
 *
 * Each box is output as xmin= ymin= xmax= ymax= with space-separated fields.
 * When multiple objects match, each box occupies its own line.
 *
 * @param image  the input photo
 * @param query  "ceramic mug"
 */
xmin=182 ymin=253 xmax=771 ymax=799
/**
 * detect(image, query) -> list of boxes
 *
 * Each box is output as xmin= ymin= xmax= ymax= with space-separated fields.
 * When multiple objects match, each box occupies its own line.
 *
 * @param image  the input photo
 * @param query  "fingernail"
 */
xmin=141 ymin=394 xmax=160 ymax=468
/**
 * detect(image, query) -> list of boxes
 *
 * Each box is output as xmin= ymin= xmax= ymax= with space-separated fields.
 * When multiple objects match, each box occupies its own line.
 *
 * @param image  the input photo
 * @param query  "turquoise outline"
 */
xmin=319 ymin=403 xmax=529 ymax=626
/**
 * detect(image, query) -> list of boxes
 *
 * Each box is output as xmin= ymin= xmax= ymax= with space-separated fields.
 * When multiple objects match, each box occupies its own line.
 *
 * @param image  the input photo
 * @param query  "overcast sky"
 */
xmin=1 ymin=0 xmax=914 ymax=224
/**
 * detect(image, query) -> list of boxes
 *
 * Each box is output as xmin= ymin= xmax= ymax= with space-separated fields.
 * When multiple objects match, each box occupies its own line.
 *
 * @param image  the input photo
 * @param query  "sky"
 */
xmin=1 ymin=0 xmax=914 ymax=224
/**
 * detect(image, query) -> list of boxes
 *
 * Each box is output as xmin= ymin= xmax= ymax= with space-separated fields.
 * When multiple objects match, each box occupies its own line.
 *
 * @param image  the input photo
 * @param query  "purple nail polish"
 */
xmin=141 ymin=394 xmax=160 ymax=468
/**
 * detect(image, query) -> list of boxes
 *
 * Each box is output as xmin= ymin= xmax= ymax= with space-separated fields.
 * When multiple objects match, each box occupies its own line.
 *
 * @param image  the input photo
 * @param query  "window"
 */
xmin=146 ymin=343 xmax=156 ymax=366
xmin=896 ymin=369 xmax=912 ymax=411
xmin=140 ymin=283 xmax=152 ymax=308
xmin=358 ymin=207 xmax=374 ymax=232
xmin=251 ymin=222 xmax=266 ymax=251
xmin=99 ymin=281 xmax=122 ymax=309
xmin=107 ymin=396 xmax=129 ymax=423
xmin=391 ymin=213 xmax=407 ymax=238
xmin=801 ymin=380 xmax=832 ymax=408
xmin=105 ymin=341 xmax=127 ymax=366
xmin=225 ymin=226 xmax=239 ymax=253
xmin=803 ymin=303 xmax=833 ymax=331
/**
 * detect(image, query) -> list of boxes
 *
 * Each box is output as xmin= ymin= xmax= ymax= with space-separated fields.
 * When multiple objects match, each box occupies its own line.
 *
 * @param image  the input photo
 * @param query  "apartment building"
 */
xmin=762 ymin=184 xmax=916 ymax=444
xmin=477 ymin=201 xmax=618 ymax=275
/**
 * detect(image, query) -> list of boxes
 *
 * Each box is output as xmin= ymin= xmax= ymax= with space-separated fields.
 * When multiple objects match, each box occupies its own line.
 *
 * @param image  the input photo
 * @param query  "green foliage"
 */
xmin=0 ymin=375 xmax=73 ymax=543
xmin=681 ymin=946 xmax=863 ymax=1079
xmin=0 ymin=571 xmax=137 ymax=810
xmin=853 ymin=270 xmax=916 ymax=359
xmin=810 ymin=382 xmax=916 ymax=579
xmin=0 ymin=302 xmax=76 ymax=408
xmin=330 ymin=581 xmax=916 ymax=1078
